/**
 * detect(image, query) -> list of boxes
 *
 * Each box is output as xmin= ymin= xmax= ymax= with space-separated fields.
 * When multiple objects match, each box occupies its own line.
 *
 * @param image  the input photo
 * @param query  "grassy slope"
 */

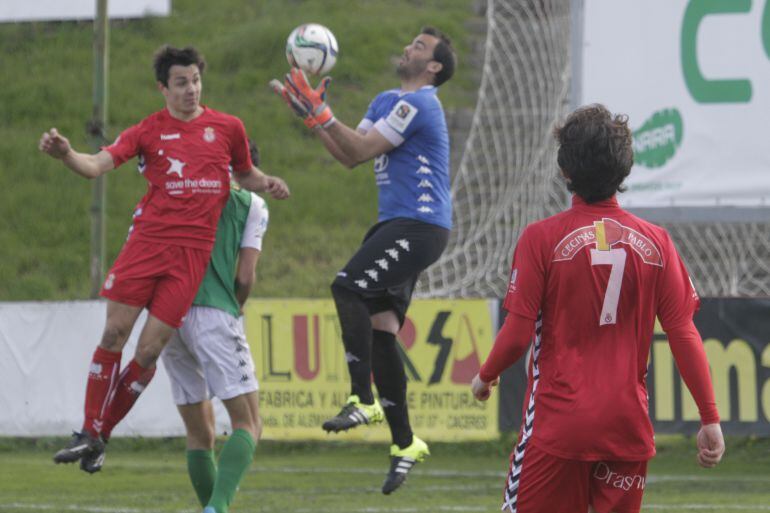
xmin=0 ymin=436 xmax=767 ymax=512
xmin=0 ymin=0 xmax=478 ymax=300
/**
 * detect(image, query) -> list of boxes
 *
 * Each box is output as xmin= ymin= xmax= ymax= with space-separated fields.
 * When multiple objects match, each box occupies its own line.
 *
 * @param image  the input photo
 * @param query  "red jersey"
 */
xmin=501 ymin=196 xmax=699 ymax=461
xmin=104 ymin=106 xmax=252 ymax=250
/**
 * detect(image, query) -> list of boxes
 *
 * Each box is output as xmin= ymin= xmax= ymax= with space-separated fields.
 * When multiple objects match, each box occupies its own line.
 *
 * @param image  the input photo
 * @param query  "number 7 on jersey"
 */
xmin=590 ymin=248 xmax=627 ymax=325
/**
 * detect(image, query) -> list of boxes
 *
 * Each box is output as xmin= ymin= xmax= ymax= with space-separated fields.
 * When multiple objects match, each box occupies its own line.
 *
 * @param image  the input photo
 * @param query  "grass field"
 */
xmin=1 ymin=436 xmax=768 ymax=513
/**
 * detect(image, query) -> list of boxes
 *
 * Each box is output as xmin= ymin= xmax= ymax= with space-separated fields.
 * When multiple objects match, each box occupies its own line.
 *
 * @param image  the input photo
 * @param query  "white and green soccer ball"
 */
xmin=286 ymin=23 xmax=339 ymax=75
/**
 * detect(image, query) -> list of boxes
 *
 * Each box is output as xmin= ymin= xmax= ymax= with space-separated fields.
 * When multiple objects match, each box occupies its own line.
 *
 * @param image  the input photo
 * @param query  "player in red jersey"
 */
xmin=471 ymin=105 xmax=724 ymax=513
xmin=39 ymin=45 xmax=289 ymax=473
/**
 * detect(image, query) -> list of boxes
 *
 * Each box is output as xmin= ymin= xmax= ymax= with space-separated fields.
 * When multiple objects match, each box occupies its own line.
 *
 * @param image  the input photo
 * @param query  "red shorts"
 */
xmin=502 ymin=442 xmax=647 ymax=513
xmin=100 ymin=239 xmax=211 ymax=328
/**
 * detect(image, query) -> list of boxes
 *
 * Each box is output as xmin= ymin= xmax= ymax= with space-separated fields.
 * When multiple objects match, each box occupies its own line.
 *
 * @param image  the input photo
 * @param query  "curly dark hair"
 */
xmin=553 ymin=104 xmax=634 ymax=203
xmin=153 ymin=45 xmax=206 ymax=86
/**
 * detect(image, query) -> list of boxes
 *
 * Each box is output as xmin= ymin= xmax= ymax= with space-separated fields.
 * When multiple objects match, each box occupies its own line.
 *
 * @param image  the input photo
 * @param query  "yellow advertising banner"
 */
xmin=243 ymin=299 xmax=497 ymax=441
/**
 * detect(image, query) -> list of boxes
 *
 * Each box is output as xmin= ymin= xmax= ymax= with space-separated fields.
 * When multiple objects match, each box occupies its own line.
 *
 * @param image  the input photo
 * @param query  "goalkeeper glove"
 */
xmin=284 ymin=68 xmax=335 ymax=128
xmin=269 ymin=79 xmax=319 ymax=128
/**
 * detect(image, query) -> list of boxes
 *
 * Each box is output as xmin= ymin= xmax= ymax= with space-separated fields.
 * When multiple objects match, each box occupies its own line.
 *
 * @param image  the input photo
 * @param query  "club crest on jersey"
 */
xmin=553 ymin=218 xmax=663 ymax=266
xmin=203 ymin=126 xmax=216 ymax=143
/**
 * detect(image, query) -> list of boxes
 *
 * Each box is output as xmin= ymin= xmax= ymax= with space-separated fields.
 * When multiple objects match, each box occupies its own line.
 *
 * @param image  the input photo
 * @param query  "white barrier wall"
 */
xmin=0 ymin=301 xmax=230 ymax=437
xmin=0 ymin=0 xmax=170 ymax=23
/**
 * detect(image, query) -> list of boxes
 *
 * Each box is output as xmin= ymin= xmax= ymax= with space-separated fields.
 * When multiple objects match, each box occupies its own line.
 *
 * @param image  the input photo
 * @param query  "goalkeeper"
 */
xmin=272 ymin=27 xmax=456 ymax=494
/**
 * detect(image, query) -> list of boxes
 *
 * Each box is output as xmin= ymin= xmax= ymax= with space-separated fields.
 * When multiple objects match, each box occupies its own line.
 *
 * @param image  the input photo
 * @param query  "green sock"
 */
xmin=186 ymin=449 xmax=217 ymax=507
xmin=207 ymin=429 xmax=256 ymax=513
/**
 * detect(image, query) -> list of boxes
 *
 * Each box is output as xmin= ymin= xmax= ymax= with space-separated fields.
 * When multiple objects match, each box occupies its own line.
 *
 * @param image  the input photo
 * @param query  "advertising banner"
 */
xmin=0 ymin=0 xmax=170 ymax=23
xmin=2 ymin=298 xmax=766 ymax=437
xmin=649 ymin=298 xmax=770 ymax=435
xmin=244 ymin=299 xmax=498 ymax=441
xmin=499 ymin=298 xmax=770 ymax=435
xmin=581 ymin=0 xmax=770 ymax=207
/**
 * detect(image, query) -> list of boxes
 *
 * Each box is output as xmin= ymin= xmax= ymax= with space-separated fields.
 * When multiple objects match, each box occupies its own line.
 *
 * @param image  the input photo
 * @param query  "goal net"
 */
xmin=419 ymin=0 xmax=770 ymax=299
xmin=418 ymin=0 xmax=572 ymax=298
xmin=661 ymin=222 xmax=770 ymax=297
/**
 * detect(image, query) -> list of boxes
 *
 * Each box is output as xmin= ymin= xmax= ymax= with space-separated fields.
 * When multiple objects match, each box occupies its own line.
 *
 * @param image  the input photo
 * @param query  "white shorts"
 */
xmin=161 ymin=306 xmax=259 ymax=405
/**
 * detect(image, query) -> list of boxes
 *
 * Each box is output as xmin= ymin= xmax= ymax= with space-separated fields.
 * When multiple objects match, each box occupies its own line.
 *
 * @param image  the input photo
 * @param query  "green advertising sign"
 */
xmin=632 ymin=108 xmax=684 ymax=168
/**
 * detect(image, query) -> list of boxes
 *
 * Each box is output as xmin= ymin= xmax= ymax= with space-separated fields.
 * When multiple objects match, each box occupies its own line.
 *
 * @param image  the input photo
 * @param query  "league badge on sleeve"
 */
xmin=386 ymin=100 xmax=418 ymax=133
xmin=508 ymin=268 xmax=518 ymax=294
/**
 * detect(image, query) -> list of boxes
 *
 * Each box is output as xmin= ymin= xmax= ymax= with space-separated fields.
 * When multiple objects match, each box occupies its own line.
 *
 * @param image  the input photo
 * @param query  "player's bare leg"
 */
xmin=53 ymin=301 xmax=142 ymax=469
xmin=371 ymin=310 xmax=400 ymax=333
xmin=372 ymin=310 xmax=429 ymax=494
xmin=179 ymin=401 xmax=217 ymax=450
xmin=179 ymin=401 xmax=217 ymax=506
xmin=84 ymin=315 xmax=174 ymax=473
xmin=223 ymin=391 xmax=262 ymax=442
xmin=203 ymin=392 xmax=261 ymax=513
xmin=100 ymin=300 xmax=144 ymax=351
xmin=133 ymin=314 xmax=176 ymax=368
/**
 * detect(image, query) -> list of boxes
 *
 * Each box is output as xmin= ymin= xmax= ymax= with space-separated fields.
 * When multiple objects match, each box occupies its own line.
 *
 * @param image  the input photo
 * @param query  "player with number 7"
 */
xmin=471 ymin=104 xmax=724 ymax=513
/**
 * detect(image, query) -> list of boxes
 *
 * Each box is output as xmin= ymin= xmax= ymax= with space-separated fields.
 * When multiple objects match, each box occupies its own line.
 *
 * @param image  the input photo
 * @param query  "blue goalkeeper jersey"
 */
xmin=357 ymin=86 xmax=452 ymax=230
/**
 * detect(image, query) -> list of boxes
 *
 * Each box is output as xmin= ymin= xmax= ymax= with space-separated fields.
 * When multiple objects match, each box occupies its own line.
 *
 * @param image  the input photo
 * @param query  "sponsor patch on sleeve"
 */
xmin=385 ymin=100 xmax=418 ymax=134
xmin=508 ymin=268 xmax=518 ymax=294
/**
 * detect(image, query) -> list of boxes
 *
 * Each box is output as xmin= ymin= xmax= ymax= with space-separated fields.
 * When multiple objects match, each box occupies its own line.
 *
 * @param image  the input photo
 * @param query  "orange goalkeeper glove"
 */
xmin=284 ymin=68 xmax=335 ymax=128
xmin=269 ymin=78 xmax=319 ymax=128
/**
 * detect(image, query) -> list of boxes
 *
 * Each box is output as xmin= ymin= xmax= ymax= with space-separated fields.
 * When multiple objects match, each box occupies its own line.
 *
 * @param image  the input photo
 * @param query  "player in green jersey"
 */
xmin=161 ymin=141 xmax=268 ymax=513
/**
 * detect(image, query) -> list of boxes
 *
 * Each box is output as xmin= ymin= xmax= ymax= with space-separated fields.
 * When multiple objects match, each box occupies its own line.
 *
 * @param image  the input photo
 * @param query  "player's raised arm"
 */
xmin=311 ymin=126 xmax=358 ymax=168
xmin=39 ymin=128 xmax=114 ymax=179
xmin=321 ymin=117 xmax=395 ymax=167
xmin=271 ymin=69 xmax=395 ymax=168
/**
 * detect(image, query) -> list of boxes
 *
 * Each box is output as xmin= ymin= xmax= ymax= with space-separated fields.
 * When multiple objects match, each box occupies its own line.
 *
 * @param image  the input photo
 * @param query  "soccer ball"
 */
xmin=285 ymin=23 xmax=338 ymax=75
